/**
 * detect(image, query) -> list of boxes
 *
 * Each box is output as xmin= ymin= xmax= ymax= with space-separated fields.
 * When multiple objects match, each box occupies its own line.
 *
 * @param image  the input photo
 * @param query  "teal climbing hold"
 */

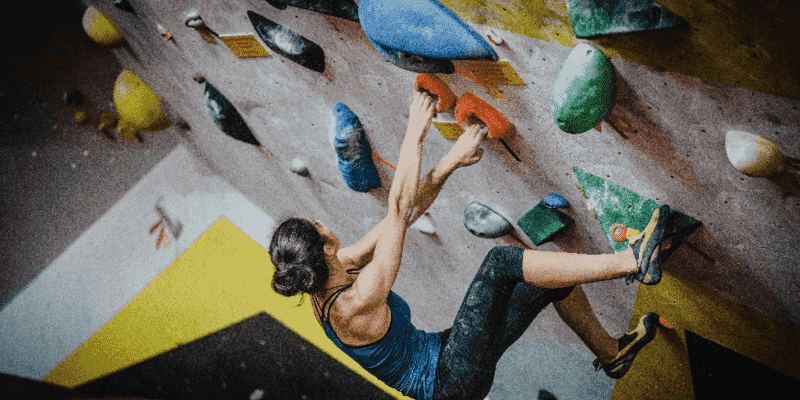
xmin=551 ymin=43 xmax=615 ymax=134
xmin=248 ymin=10 xmax=326 ymax=73
xmin=463 ymin=202 xmax=514 ymax=238
xmin=565 ymin=0 xmax=688 ymax=39
xmin=265 ymin=0 xmax=360 ymax=22
xmin=204 ymin=82 xmax=260 ymax=146
xmin=359 ymin=0 xmax=497 ymax=61
xmin=517 ymin=201 xmax=574 ymax=246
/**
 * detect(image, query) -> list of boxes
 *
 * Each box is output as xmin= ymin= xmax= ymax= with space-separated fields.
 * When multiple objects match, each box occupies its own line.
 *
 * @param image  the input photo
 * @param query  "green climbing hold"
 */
xmin=517 ymin=201 xmax=574 ymax=246
xmin=551 ymin=43 xmax=615 ymax=134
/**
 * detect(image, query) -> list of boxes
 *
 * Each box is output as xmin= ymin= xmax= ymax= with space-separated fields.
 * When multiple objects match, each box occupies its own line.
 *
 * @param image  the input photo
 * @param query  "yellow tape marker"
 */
xmin=219 ymin=34 xmax=270 ymax=58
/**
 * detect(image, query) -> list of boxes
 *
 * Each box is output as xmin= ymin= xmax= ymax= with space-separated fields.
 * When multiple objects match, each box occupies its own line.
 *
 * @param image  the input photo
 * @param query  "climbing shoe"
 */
xmin=626 ymin=204 xmax=670 ymax=285
xmin=593 ymin=312 xmax=660 ymax=379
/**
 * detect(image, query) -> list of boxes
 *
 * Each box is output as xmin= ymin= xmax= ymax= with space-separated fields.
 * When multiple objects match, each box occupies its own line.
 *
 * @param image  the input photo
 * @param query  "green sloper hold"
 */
xmin=551 ymin=43 xmax=615 ymax=134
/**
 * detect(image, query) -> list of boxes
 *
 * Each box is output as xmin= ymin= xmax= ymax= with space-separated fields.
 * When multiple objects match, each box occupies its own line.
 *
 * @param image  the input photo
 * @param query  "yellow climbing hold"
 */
xmin=113 ymin=70 xmax=171 ymax=133
xmin=82 ymin=6 xmax=125 ymax=47
xmin=98 ymin=111 xmax=119 ymax=131
xmin=74 ymin=110 xmax=89 ymax=124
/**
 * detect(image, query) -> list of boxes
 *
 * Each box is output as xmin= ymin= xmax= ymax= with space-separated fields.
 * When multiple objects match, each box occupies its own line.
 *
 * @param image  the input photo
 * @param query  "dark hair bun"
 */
xmin=268 ymin=218 xmax=329 ymax=297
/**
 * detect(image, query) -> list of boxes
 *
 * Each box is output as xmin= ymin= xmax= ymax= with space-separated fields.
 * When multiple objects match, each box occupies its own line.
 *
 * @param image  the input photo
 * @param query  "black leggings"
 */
xmin=432 ymin=246 xmax=574 ymax=400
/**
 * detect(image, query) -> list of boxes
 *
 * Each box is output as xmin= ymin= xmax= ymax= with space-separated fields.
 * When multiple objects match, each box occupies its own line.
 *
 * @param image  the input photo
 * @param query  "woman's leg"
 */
xmin=552 ymin=285 xmax=618 ymax=363
xmin=521 ymin=248 xmax=637 ymax=289
xmin=433 ymin=246 xmax=572 ymax=400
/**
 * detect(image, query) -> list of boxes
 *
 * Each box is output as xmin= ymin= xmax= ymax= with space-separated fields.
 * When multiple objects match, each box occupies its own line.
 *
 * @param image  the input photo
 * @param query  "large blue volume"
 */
xmin=359 ymin=0 xmax=497 ymax=61
xmin=331 ymin=103 xmax=382 ymax=192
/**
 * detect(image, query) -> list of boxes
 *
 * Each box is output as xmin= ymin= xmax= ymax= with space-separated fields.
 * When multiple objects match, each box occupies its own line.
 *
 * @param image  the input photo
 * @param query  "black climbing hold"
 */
xmin=248 ymin=10 xmax=326 ymax=73
xmin=204 ymin=82 xmax=260 ymax=146
xmin=367 ymin=36 xmax=454 ymax=74
xmin=63 ymin=89 xmax=84 ymax=107
xmin=113 ymin=0 xmax=134 ymax=13
xmin=265 ymin=0 xmax=360 ymax=22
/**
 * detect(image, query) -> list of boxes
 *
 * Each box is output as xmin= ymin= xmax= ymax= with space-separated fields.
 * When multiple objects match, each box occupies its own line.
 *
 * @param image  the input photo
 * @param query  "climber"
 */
xmin=268 ymin=91 xmax=670 ymax=400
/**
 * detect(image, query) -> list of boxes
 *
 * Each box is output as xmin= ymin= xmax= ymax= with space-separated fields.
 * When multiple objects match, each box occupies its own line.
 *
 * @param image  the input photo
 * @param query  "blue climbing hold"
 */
xmin=543 ymin=192 xmax=570 ymax=209
xmin=330 ymin=103 xmax=382 ymax=192
xmin=359 ymin=0 xmax=497 ymax=61
xmin=204 ymin=82 xmax=260 ymax=146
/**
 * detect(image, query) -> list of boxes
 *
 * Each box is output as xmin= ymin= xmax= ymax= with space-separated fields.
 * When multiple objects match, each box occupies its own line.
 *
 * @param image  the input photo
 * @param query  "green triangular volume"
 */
xmin=565 ymin=0 xmax=688 ymax=39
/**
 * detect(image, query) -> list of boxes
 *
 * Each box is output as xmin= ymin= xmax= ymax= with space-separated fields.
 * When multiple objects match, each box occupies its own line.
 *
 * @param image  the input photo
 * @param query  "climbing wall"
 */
xmin=7 ymin=0 xmax=800 ymax=398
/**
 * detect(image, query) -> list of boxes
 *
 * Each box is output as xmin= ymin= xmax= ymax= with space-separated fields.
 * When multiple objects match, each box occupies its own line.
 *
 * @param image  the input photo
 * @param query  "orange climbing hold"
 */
xmin=658 ymin=317 xmax=674 ymax=329
xmin=610 ymin=223 xmax=627 ymax=242
xmin=454 ymin=92 xmax=514 ymax=139
xmin=414 ymin=74 xmax=456 ymax=112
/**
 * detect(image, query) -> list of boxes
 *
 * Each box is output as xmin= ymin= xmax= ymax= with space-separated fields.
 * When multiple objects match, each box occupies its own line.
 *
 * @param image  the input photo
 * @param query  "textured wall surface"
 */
xmin=3 ymin=0 xmax=800 ymax=397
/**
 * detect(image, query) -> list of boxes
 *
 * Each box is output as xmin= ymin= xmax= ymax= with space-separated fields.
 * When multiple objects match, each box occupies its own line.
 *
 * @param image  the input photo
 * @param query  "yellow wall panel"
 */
xmin=45 ymin=217 xmax=410 ymax=399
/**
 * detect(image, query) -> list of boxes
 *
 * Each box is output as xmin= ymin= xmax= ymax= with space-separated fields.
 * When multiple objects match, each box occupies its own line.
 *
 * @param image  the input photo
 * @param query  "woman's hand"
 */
xmin=406 ymin=91 xmax=437 ymax=140
xmin=446 ymin=124 xmax=488 ymax=169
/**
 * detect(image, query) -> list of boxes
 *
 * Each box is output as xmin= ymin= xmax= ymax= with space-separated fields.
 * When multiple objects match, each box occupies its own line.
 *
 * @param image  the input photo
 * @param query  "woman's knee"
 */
xmin=479 ymin=246 xmax=524 ymax=281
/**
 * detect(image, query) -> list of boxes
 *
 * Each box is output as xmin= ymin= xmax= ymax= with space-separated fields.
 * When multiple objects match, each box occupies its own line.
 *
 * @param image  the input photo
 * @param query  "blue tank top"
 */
xmin=321 ymin=291 xmax=441 ymax=400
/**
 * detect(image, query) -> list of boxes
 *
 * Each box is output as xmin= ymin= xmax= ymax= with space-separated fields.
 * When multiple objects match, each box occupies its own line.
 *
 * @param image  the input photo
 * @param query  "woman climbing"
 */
xmin=268 ymin=91 xmax=670 ymax=400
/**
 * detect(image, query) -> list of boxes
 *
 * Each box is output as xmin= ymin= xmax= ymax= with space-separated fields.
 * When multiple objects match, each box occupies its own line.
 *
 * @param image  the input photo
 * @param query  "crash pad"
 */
xmin=551 ymin=43 xmax=615 ymax=134
xmin=248 ymin=10 xmax=326 ymax=73
xmin=265 ymin=0 xmax=360 ymax=22
xmin=573 ymin=167 xmax=701 ymax=257
xmin=204 ymin=82 xmax=260 ymax=146
xmin=359 ymin=0 xmax=496 ymax=61
xmin=565 ymin=0 xmax=688 ymax=39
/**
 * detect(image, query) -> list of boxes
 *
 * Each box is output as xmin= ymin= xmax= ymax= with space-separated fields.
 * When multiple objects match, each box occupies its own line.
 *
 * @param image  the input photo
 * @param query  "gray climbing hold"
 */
xmin=290 ymin=158 xmax=309 ymax=176
xmin=184 ymin=9 xmax=206 ymax=29
xmin=463 ymin=202 xmax=514 ymax=238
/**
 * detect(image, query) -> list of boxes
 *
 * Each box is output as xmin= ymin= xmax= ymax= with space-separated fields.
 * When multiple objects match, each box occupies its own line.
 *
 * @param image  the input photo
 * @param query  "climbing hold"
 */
xmin=248 ymin=11 xmax=326 ymax=73
xmin=454 ymin=92 xmax=514 ymax=139
xmin=551 ymin=43 xmax=615 ymax=134
xmin=184 ymin=9 xmax=206 ymax=29
xmin=359 ymin=0 xmax=496 ymax=61
xmin=116 ymin=119 xmax=139 ymax=141
xmin=265 ymin=0 xmax=360 ymax=22
xmin=725 ymin=131 xmax=786 ymax=177
xmin=204 ymin=82 xmax=260 ymax=146
xmin=610 ymin=224 xmax=627 ymax=242
xmin=565 ymin=0 xmax=688 ymax=39
xmin=113 ymin=70 xmax=171 ymax=132
xmin=485 ymin=27 xmax=503 ymax=46
xmin=157 ymin=24 xmax=172 ymax=40
xmin=463 ymin=201 xmax=514 ymax=238
xmin=367 ymin=36 xmax=455 ymax=74
xmin=517 ymin=201 xmax=574 ymax=246
xmin=98 ymin=111 xmax=118 ymax=131
xmin=543 ymin=192 xmax=570 ymax=209
xmin=74 ymin=110 xmax=89 ymax=124
xmin=414 ymin=74 xmax=456 ymax=112
xmin=113 ymin=0 xmax=134 ymax=13
xmin=330 ymin=103 xmax=382 ymax=192
xmin=290 ymin=158 xmax=310 ymax=176
xmin=62 ymin=89 xmax=84 ymax=107
xmin=193 ymin=74 xmax=206 ymax=83
xmin=82 ymin=6 xmax=125 ymax=46
xmin=410 ymin=214 xmax=436 ymax=235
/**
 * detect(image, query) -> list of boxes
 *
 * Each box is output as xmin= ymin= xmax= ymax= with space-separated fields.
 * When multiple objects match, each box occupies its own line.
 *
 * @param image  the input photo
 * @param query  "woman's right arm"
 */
xmin=346 ymin=93 xmax=436 ymax=310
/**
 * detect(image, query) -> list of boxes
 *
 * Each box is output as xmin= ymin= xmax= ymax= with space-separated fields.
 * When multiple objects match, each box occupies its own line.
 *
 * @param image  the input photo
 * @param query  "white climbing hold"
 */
xmin=31 ymin=151 xmax=37 ymax=157
xmin=485 ymin=27 xmax=503 ymax=46
xmin=184 ymin=9 xmax=206 ymax=29
xmin=83 ymin=150 xmax=89 ymax=157
xmin=249 ymin=389 xmax=265 ymax=400
xmin=410 ymin=215 xmax=436 ymax=235
xmin=290 ymin=158 xmax=310 ymax=176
